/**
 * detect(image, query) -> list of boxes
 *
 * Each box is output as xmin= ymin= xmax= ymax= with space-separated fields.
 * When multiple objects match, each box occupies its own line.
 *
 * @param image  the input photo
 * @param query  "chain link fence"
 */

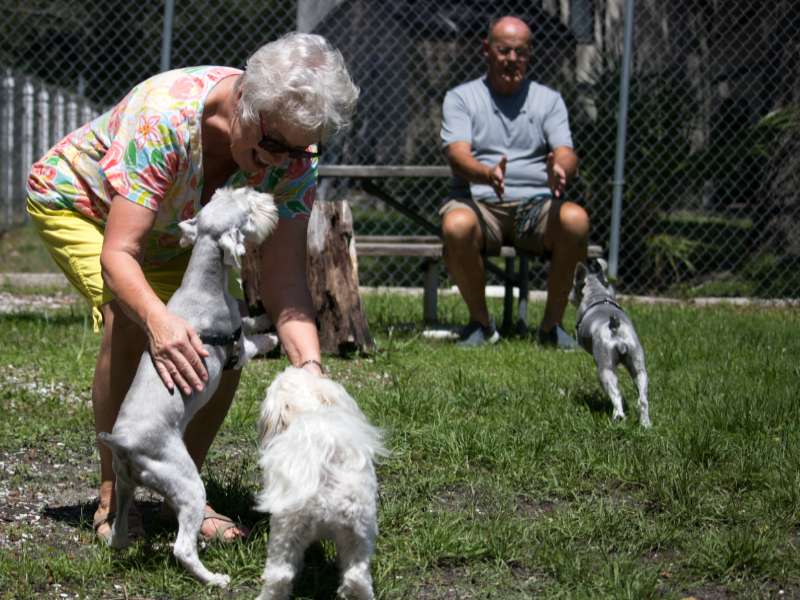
xmin=2 ymin=0 xmax=799 ymax=298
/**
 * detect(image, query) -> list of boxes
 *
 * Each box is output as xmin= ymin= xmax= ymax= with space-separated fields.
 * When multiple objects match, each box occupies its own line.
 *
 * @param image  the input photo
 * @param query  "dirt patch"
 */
xmin=0 ymin=290 xmax=80 ymax=314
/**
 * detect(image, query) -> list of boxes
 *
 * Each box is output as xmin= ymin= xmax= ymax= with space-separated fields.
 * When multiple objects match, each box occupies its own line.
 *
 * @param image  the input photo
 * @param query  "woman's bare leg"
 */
xmin=92 ymin=300 xmax=148 ymax=538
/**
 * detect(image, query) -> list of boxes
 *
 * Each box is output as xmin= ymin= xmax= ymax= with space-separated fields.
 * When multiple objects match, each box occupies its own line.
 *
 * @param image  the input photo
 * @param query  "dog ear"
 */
xmin=219 ymin=228 xmax=246 ymax=268
xmin=595 ymin=258 xmax=609 ymax=285
xmin=242 ymin=190 xmax=279 ymax=244
xmin=574 ymin=262 xmax=587 ymax=286
xmin=178 ymin=217 xmax=199 ymax=247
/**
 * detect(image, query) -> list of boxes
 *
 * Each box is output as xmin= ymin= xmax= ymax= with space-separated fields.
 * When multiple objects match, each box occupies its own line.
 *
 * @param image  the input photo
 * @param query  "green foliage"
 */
xmin=0 ymin=0 xmax=294 ymax=106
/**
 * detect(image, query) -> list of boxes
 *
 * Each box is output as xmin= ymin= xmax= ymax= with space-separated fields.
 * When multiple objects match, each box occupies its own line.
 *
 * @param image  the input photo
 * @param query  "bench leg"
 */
xmin=423 ymin=260 xmax=439 ymax=324
xmin=517 ymin=256 xmax=529 ymax=337
xmin=502 ymin=257 xmax=515 ymax=331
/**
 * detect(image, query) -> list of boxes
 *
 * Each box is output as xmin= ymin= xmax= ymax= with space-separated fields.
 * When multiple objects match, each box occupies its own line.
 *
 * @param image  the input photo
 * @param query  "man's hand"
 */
xmin=489 ymin=156 xmax=507 ymax=201
xmin=546 ymin=152 xmax=567 ymax=198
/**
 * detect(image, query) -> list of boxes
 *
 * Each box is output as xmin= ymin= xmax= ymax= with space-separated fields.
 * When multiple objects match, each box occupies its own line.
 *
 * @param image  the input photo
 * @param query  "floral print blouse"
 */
xmin=27 ymin=66 xmax=317 ymax=266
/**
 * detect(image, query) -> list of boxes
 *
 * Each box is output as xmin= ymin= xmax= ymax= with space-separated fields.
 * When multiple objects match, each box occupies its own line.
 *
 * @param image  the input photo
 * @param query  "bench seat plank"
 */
xmin=318 ymin=165 xmax=451 ymax=178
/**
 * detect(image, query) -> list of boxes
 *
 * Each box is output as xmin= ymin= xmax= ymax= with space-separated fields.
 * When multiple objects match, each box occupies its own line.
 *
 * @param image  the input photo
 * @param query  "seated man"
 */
xmin=440 ymin=15 xmax=590 ymax=348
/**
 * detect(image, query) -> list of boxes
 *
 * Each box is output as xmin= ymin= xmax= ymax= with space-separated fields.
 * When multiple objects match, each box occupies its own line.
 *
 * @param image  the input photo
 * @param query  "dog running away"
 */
xmin=255 ymin=367 xmax=387 ymax=600
xmin=98 ymin=187 xmax=280 ymax=587
xmin=569 ymin=258 xmax=651 ymax=427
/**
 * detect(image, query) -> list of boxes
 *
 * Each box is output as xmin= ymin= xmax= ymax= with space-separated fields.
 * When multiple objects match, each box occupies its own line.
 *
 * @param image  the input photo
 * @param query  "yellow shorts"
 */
xmin=27 ymin=197 xmax=243 ymax=332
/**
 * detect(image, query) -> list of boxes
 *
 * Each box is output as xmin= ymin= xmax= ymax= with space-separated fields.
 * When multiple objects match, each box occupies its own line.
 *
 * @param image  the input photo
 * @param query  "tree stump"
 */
xmin=240 ymin=200 xmax=375 ymax=356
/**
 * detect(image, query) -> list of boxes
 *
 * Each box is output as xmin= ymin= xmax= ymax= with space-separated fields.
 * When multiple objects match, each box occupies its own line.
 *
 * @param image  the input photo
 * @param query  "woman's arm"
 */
xmin=258 ymin=217 xmax=323 ymax=378
xmin=101 ymin=195 xmax=209 ymax=394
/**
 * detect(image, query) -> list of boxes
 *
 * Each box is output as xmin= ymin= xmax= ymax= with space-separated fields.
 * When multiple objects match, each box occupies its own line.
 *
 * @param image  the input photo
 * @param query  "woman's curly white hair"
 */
xmin=235 ymin=32 xmax=359 ymax=144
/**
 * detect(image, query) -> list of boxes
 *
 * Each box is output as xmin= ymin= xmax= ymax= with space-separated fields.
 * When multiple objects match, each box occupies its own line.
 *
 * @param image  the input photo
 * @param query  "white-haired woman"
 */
xmin=26 ymin=33 xmax=359 ymax=544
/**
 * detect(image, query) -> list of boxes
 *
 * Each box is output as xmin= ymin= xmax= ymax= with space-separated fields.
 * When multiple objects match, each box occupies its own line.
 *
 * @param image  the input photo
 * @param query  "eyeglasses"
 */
xmin=491 ymin=44 xmax=531 ymax=60
xmin=258 ymin=114 xmax=324 ymax=160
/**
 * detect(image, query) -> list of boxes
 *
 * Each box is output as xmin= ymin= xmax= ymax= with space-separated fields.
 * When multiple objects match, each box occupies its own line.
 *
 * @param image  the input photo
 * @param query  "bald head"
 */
xmin=488 ymin=16 xmax=531 ymax=45
xmin=483 ymin=16 xmax=532 ymax=94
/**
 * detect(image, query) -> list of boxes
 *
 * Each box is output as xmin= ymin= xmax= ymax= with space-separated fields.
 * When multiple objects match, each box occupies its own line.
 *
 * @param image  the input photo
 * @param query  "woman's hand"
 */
xmin=145 ymin=307 xmax=210 ymax=394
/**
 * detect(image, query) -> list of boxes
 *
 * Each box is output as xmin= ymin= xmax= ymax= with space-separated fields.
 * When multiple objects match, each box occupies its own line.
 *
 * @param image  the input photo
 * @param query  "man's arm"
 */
xmin=444 ymin=141 xmax=507 ymax=202
xmin=546 ymin=145 xmax=579 ymax=198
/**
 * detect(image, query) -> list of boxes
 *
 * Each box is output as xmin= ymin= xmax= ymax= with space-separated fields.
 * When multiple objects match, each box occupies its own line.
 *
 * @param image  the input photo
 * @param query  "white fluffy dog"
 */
xmin=254 ymin=367 xmax=386 ymax=600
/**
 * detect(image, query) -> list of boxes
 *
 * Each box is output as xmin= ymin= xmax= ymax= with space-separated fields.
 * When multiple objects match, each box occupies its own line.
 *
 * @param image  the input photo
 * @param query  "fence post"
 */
xmin=66 ymin=95 xmax=78 ymax=134
xmin=1 ymin=70 xmax=14 ymax=227
xmin=37 ymin=86 xmax=50 ymax=160
xmin=161 ymin=0 xmax=175 ymax=72
xmin=608 ymin=0 xmax=635 ymax=295
xmin=53 ymin=90 xmax=65 ymax=144
xmin=81 ymin=102 xmax=94 ymax=128
xmin=21 ymin=79 xmax=34 ymax=217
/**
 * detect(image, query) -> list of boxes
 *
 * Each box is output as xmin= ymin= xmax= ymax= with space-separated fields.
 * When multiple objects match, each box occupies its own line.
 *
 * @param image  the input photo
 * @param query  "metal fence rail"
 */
xmin=1 ymin=0 xmax=799 ymax=299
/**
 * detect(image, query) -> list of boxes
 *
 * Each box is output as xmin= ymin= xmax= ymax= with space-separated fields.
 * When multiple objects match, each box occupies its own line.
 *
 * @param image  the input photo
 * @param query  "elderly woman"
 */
xmin=26 ymin=33 xmax=359 ymax=544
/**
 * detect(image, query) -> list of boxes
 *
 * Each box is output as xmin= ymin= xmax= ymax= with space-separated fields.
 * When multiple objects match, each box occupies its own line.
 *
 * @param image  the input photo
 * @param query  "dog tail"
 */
xmin=254 ymin=407 xmax=386 ymax=515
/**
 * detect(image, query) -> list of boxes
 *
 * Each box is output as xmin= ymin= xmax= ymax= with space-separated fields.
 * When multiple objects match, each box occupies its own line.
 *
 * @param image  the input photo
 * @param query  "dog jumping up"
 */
xmin=97 ymin=187 xmax=280 ymax=587
xmin=255 ymin=367 xmax=386 ymax=600
xmin=569 ymin=258 xmax=651 ymax=427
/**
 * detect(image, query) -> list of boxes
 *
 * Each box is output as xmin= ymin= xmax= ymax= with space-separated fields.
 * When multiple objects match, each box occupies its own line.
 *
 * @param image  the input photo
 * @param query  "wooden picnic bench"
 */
xmin=317 ymin=165 xmax=602 ymax=336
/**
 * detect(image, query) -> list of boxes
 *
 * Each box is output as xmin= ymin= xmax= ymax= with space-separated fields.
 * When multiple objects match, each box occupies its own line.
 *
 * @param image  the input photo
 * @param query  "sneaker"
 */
xmin=537 ymin=325 xmax=580 ymax=350
xmin=457 ymin=316 xmax=500 ymax=347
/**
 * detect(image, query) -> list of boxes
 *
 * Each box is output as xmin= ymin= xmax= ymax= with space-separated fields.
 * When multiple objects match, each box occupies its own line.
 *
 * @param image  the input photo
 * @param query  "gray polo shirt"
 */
xmin=441 ymin=76 xmax=573 ymax=202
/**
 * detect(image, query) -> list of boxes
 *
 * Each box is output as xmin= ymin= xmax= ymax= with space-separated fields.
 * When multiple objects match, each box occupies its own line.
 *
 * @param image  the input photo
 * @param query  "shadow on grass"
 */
xmin=42 ymin=499 xmax=165 ymax=534
xmin=573 ymin=388 xmax=619 ymax=419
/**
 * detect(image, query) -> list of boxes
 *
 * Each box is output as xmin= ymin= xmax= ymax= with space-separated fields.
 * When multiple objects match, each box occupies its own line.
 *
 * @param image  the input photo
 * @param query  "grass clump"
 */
xmin=0 ymin=291 xmax=799 ymax=598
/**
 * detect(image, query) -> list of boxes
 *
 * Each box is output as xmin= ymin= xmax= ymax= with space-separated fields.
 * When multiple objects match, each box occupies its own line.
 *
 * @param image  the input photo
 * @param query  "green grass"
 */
xmin=1 ymin=292 xmax=799 ymax=598
xmin=0 ymin=223 xmax=60 ymax=274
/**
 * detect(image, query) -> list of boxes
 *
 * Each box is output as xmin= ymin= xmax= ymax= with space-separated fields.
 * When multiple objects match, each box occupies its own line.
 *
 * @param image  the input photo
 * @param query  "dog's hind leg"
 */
xmin=635 ymin=370 xmax=651 ymax=427
xmin=144 ymin=449 xmax=230 ymax=588
xmin=334 ymin=523 xmax=377 ymax=600
xmin=598 ymin=367 xmax=625 ymax=421
xmin=623 ymin=351 xmax=650 ymax=427
xmin=107 ymin=454 xmax=137 ymax=550
xmin=257 ymin=516 xmax=312 ymax=600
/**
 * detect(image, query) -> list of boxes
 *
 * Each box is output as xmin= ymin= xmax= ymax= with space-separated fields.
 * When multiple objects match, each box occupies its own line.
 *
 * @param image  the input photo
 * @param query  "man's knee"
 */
xmin=441 ymin=208 xmax=482 ymax=247
xmin=549 ymin=202 xmax=589 ymax=242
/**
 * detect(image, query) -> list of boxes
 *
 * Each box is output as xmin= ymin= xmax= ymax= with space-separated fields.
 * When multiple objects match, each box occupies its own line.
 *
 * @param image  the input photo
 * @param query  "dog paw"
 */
xmin=108 ymin=535 xmax=130 ymax=551
xmin=249 ymin=333 xmax=279 ymax=355
xmin=206 ymin=573 xmax=230 ymax=588
xmin=243 ymin=314 xmax=274 ymax=335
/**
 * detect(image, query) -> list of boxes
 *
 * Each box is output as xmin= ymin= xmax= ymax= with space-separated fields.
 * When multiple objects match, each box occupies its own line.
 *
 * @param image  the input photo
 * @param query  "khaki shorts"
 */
xmin=439 ymin=196 xmax=557 ymax=257
xmin=27 ymin=197 xmax=243 ymax=332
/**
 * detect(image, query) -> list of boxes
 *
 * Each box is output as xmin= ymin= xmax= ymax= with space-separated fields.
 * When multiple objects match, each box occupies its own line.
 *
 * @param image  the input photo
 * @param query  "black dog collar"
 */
xmin=199 ymin=326 xmax=242 ymax=371
xmin=575 ymin=299 xmax=623 ymax=338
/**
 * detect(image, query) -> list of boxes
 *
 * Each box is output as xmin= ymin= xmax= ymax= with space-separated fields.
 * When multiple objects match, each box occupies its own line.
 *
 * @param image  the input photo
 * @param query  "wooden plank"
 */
xmin=318 ymin=165 xmax=451 ymax=178
xmin=356 ymin=235 xmax=441 ymax=244
xmin=355 ymin=241 xmax=602 ymax=260
xmin=356 ymin=243 xmax=443 ymax=258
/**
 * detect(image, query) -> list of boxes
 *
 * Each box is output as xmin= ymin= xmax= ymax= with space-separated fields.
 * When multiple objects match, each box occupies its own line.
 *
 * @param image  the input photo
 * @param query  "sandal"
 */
xmin=200 ymin=508 xmax=248 ymax=544
xmin=93 ymin=510 xmax=148 ymax=545
xmin=160 ymin=506 xmax=248 ymax=543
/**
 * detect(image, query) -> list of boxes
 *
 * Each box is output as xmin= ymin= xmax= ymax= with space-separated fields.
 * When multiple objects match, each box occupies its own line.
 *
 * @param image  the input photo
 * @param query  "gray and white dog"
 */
xmin=98 ymin=186 xmax=280 ymax=587
xmin=569 ymin=258 xmax=651 ymax=427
